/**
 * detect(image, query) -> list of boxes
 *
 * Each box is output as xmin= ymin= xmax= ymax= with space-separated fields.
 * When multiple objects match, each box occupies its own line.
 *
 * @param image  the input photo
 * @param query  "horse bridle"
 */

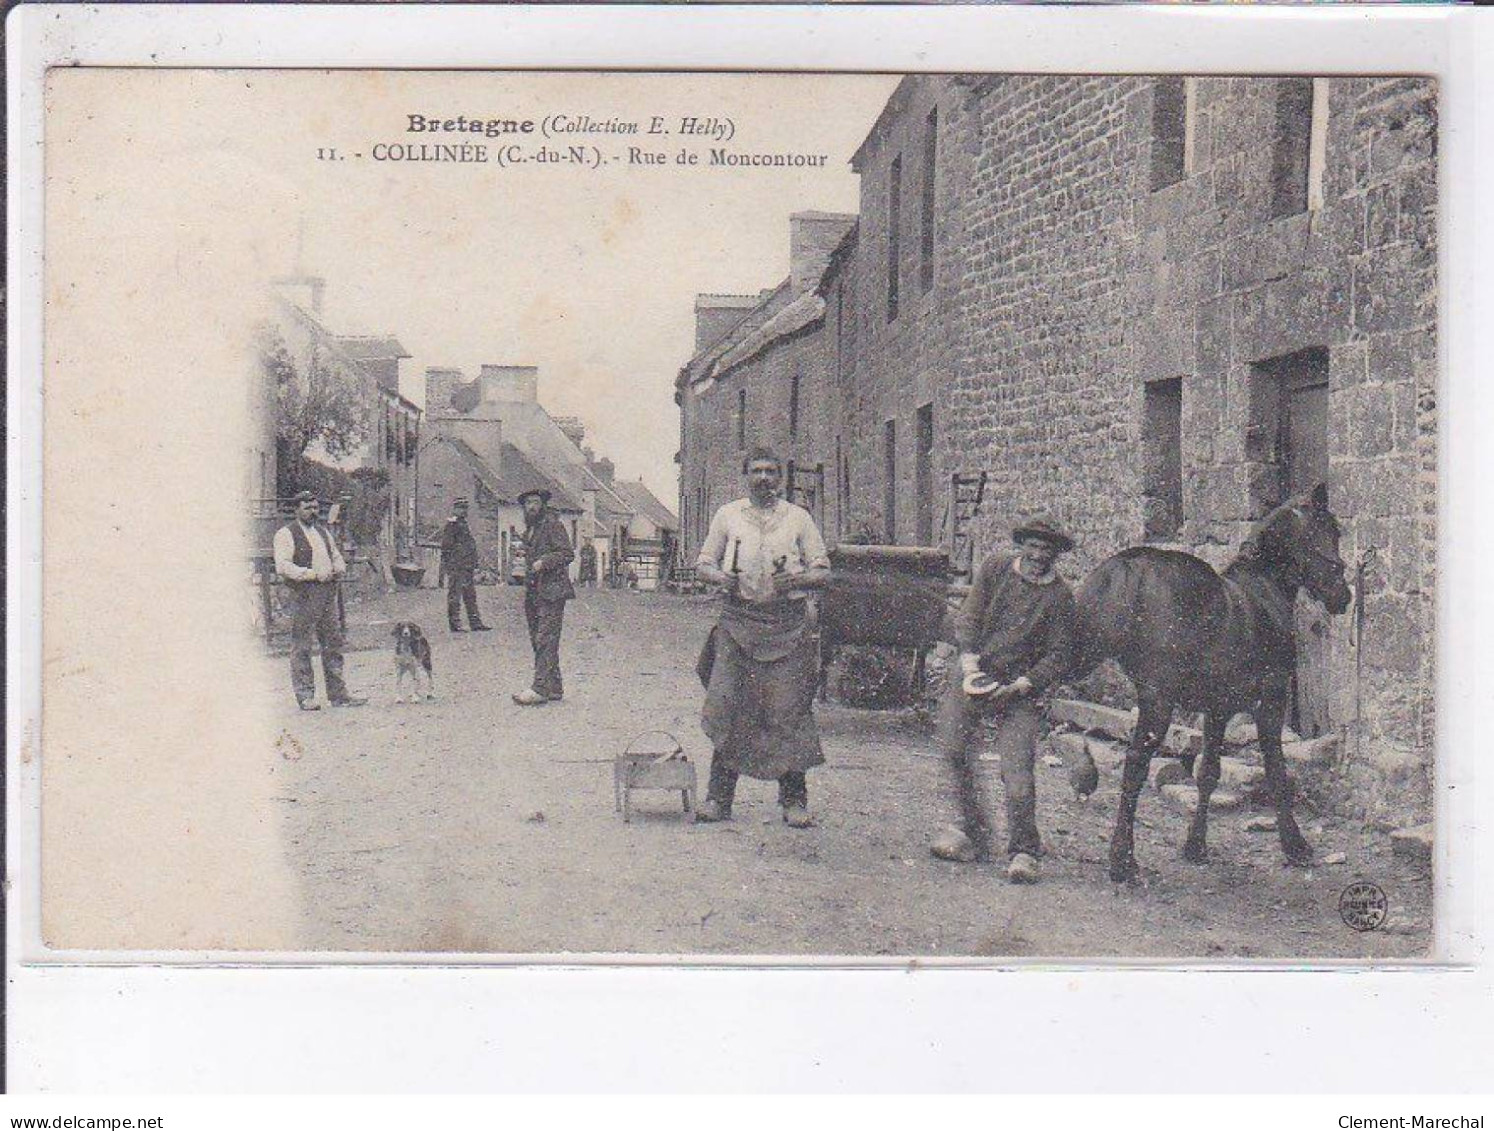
xmin=1284 ymin=506 xmax=1349 ymax=596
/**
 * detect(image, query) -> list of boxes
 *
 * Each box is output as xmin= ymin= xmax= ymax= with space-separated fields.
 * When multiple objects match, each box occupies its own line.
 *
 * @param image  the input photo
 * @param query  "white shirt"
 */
xmin=698 ymin=497 xmax=829 ymax=602
xmin=273 ymin=520 xmax=347 ymax=583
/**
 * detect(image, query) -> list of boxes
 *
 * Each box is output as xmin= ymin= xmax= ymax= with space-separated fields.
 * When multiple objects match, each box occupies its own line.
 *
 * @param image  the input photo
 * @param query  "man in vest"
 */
xmin=512 ymin=486 xmax=575 ymax=706
xmin=440 ymin=498 xmax=491 ymax=632
xmin=272 ymin=490 xmax=367 ymax=711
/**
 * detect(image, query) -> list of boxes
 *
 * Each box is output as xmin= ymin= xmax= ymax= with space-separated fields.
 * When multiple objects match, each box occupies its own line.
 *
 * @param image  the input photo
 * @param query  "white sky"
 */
xmin=250 ymin=70 xmax=904 ymax=504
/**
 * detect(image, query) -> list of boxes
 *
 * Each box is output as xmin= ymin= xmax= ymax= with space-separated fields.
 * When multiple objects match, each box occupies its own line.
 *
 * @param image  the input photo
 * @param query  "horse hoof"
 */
xmin=1181 ymin=841 xmax=1208 ymax=865
xmin=1108 ymin=858 xmax=1139 ymax=884
xmin=1283 ymin=844 xmax=1314 ymax=868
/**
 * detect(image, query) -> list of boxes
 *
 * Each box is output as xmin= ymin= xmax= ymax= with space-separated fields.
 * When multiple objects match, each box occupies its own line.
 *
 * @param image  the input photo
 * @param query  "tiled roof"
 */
xmin=500 ymin=442 xmax=585 ymax=513
xmin=336 ymin=335 xmax=412 ymax=361
xmin=612 ymin=479 xmax=679 ymax=532
xmin=439 ymin=436 xmax=584 ymax=513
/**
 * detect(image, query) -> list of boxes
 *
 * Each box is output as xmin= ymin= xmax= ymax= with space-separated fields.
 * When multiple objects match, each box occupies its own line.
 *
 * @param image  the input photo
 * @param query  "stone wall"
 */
xmin=900 ymin=74 xmax=1436 ymax=824
xmin=837 ymin=76 xmax=982 ymax=548
xmin=675 ymin=73 xmax=1437 ymax=826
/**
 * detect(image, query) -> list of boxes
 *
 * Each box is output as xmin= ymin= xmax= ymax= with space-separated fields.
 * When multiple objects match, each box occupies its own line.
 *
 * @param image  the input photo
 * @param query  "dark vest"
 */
xmin=283 ymin=521 xmax=335 ymax=592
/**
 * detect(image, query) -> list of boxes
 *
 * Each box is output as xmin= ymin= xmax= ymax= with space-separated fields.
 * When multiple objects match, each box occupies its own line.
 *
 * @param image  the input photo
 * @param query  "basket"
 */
xmin=614 ymin=730 xmax=697 ymax=824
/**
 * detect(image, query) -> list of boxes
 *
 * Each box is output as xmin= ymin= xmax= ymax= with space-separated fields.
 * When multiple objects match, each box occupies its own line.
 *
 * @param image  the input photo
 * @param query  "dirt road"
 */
xmin=266 ymin=585 xmax=1431 ymax=959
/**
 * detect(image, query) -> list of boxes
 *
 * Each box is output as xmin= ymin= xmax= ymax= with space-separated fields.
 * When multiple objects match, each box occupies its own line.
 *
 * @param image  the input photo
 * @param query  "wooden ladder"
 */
xmin=942 ymin=471 xmax=987 ymax=579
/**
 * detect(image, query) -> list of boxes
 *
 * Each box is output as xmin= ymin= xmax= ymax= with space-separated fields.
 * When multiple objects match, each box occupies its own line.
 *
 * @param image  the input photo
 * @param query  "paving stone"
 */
xmin=1284 ymin=734 xmax=1341 ymax=767
xmin=1161 ymin=783 xmax=1242 ymax=814
xmin=1049 ymin=699 xmax=1135 ymax=740
xmin=1217 ymin=757 xmax=1263 ymax=790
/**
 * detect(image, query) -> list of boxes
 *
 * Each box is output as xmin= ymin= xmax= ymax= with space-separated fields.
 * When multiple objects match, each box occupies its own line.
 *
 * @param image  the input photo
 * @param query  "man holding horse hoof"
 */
xmin=930 ymin=517 xmax=1077 ymax=885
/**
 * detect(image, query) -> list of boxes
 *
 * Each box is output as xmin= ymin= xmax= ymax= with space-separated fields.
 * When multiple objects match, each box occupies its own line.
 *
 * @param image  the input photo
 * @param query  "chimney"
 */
xmin=271 ymin=274 xmax=327 ymax=317
xmin=478 ymin=365 xmax=539 ymax=404
xmin=592 ymin=456 xmax=615 ymax=484
xmin=789 ymin=211 xmax=857 ymax=293
xmin=693 ymin=294 xmax=760 ymax=353
xmin=554 ymin=415 xmax=586 ymax=449
xmin=424 ymin=367 xmax=468 ymax=415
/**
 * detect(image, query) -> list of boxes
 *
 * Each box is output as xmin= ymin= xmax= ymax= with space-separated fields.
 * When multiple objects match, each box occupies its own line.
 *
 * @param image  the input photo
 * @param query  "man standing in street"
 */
xmin=931 ymin=517 xmax=1077 ymax=883
xmin=440 ymin=497 xmax=491 ymax=633
xmin=272 ymin=490 xmax=367 ymax=711
xmin=512 ymin=487 xmax=575 ymax=706
xmin=694 ymin=446 xmax=831 ymax=829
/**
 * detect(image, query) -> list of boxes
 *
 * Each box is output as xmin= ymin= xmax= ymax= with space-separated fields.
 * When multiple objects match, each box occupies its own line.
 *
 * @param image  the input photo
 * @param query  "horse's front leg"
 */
xmin=1182 ymin=712 xmax=1226 ymax=864
xmin=1109 ymin=692 xmax=1171 ymax=883
xmin=1259 ymin=676 xmax=1312 ymax=866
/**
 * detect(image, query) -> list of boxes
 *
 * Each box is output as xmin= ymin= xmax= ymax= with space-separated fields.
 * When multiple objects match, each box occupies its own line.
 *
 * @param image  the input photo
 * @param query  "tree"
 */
xmin=255 ymin=321 xmax=370 ymax=476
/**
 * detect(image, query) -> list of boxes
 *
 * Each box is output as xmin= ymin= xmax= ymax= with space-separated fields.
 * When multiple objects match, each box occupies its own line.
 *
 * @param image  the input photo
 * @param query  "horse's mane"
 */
xmin=1223 ymin=487 xmax=1339 ymax=577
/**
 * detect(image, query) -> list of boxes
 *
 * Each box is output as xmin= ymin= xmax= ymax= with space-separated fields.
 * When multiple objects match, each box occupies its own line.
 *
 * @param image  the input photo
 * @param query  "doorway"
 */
xmin=1250 ymin=347 xmax=1332 ymax=737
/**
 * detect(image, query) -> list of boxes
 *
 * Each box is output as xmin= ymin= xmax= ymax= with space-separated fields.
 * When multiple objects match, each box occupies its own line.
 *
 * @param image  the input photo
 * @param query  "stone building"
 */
xmin=417 ymin=429 xmax=581 ymax=582
xmin=677 ymin=73 xmax=1436 ymax=826
xmin=420 ymin=364 xmax=631 ymax=584
xmin=256 ymin=282 xmax=421 ymax=582
xmin=338 ymin=335 xmax=421 ymax=564
xmin=610 ymin=478 xmax=680 ymax=589
xmin=676 ymin=211 xmax=857 ymax=549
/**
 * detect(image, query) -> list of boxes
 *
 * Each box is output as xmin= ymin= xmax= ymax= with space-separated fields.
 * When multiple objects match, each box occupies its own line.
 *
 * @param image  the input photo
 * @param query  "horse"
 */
xmin=1071 ymin=483 xmax=1352 ymax=883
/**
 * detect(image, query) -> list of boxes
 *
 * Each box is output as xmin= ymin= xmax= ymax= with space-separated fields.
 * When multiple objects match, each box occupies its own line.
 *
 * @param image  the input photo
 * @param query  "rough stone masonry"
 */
xmin=677 ymin=74 xmax=1436 ymax=830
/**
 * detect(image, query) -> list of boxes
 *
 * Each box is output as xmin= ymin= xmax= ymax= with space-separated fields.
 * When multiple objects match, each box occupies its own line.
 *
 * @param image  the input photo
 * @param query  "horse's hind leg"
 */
xmin=1182 ymin=713 xmax=1226 ymax=864
xmin=1259 ymin=678 xmax=1312 ymax=866
xmin=1109 ymin=690 xmax=1171 ymax=883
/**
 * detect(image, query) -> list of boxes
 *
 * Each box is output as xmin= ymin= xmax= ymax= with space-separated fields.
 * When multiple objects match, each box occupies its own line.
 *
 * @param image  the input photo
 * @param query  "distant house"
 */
xmin=337 ymin=335 xmax=420 ymax=565
xmin=611 ymin=479 xmax=680 ymax=590
xmin=257 ymin=280 xmax=421 ymax=585
xmin=675 ymin=212 xmax=857 ymax=560
xmin=421 ymin=364 xmax=630 ymax=582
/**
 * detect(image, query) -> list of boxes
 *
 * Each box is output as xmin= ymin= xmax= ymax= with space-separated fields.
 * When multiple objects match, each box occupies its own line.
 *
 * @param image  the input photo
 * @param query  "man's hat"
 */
xmin=293 ymin=489 xmax=319 ymax=505
xmin=453 ymin=497 xmax=470 ymax=508
xmin=1012 ymin=516 xmax=1075 ymax=553
xmin=517 ymin=487 xmax=552 ymax=505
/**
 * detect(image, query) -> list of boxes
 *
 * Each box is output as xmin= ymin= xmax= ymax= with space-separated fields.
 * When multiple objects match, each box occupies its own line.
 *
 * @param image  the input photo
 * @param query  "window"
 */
xmin=1271 ymin=78 xmax=1314 ymax=219
xmin=1142 ymin=378 xmax=1184 ymax=540
xmin=1150 ymin=78 xmax=1187 ymax=191
xmin=887 ymin=155 xmax=902 ymax=322
xmin=736 ymin=388 xmax=747 ymax=448
xmin=915 ymin=403 xmax=935 ymax=545
xmin=1307 ymin=78 xmax=1329 ymax=212
xmin=789 ymin=370 xmax=801 ymax=441
xmin=920 ymin=109 xmax=938 ymax=293
xmin=883 ymin=419 xmax=897 ymax=543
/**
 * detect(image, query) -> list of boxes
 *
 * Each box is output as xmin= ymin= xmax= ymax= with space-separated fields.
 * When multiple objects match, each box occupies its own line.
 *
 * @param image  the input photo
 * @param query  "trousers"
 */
xmin=937 ymin=685 xmax=1044 ymax=858
xmin=704 ymin=754 xmax=808 ymax=811
xmin=446 ymin=568 xmax=485 ymax=628
xmin=289 ymin=582 xmax=349 ymax=705
xmin=524 ymin=591 xmax=566 ymax=698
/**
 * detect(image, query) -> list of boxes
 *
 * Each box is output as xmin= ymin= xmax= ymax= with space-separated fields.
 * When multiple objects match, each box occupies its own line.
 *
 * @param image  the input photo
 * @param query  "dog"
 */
xmin=391 ymin=621 xmax=435 ymax=702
